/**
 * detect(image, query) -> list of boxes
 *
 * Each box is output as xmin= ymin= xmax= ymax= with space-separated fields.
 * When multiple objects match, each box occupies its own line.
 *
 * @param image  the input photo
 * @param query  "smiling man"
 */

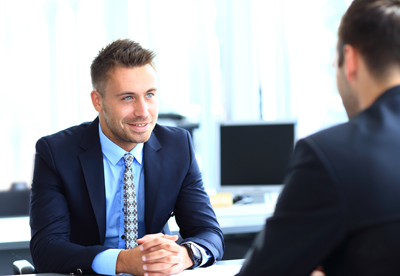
xmin=30 ymin=39 xmax=224 ymax=276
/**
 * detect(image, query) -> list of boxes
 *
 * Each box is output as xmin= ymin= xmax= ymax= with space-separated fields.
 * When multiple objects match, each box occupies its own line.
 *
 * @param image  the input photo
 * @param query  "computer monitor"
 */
xmin=216 ymin=121 xmax=297 ymax=196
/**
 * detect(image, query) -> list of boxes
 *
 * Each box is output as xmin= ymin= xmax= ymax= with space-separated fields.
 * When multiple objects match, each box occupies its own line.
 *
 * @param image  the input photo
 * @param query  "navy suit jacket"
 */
xmin=30 ymin=118 xmax=224 ymax=274
xmin=238 ymin=86 xmax=400 ymax=276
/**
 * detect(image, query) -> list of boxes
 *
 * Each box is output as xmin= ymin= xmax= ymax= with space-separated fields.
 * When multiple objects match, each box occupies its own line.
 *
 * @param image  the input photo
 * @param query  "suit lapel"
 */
xmin=79 ymin=117 xmax=107 ymax=244
xmin=143 ymin=129 xmax=164 ymax=233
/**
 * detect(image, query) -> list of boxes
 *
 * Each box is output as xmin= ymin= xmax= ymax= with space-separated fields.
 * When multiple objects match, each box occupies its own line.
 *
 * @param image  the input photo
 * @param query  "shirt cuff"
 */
xmin=195 ymin=243 xmax=212 ymax=267
xmin=92 ymin=249 xmax=122 ymax=275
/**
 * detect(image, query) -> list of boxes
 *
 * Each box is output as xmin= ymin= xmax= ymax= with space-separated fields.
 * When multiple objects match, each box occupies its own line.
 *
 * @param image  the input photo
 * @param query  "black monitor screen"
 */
xmin=220 ymin=122 xmax=295 ymax=186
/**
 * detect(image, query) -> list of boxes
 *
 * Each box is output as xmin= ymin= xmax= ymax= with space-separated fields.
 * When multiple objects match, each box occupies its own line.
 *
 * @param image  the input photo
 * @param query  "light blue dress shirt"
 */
xmin=92 ymin=123 xmax=211 ymax=274
xmin=92 ymin=123 xmax=146 ymax=275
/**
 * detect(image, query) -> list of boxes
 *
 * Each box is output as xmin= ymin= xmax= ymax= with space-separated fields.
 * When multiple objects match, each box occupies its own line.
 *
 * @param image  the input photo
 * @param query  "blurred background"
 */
xmin=0 ymin=0 xmax=351 ymax=192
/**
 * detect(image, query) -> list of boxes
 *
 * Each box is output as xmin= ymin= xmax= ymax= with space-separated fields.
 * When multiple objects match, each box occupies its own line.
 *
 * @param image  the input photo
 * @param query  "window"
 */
xmin=0 ymin=0 xmax=351 ymax=191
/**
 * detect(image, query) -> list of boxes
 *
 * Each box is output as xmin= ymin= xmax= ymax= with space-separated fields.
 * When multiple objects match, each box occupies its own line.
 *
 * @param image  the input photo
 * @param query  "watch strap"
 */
xmin=182 ymin=242 xmax=202 ymax=269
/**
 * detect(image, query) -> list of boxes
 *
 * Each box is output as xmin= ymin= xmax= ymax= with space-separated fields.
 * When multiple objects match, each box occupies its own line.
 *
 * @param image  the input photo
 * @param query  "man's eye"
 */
xmin=124 ymin=96 xmax=133 ymax=100
xmin=146 ymin=93 xmax=154 ymax=98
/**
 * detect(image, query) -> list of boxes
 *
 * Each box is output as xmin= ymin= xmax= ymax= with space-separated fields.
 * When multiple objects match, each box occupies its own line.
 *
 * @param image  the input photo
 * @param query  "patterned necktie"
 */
xmin=123 ymin=153 xmax=138 ymax=249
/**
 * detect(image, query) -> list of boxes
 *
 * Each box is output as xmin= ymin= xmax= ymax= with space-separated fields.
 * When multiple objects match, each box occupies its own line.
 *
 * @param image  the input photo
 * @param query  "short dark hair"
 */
xmin=338 ymin=0 xmax=400 ymax=79
xmin=90 ymin=39 xmax=156 ymax=96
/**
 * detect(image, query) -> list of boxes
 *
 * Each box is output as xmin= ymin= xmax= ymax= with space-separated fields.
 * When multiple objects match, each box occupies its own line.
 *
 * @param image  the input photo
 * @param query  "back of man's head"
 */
xmin=90 ymin=39 xmax=156 ymax=96
xmin=338 ymin=0 xmax=400 ymax=80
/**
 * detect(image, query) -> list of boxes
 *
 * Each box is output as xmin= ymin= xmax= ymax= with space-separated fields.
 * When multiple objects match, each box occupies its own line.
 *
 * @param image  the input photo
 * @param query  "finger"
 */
xmin=137 ymin=233 xmax=165 ymax=243
xmin=162 ymin=234 xmax=179 ymax=241
xmin=143 ymin=251 xmax=182 ymax=264
xmin=143 ymin=243 xmax=181 ymax=259
xmin=310 ymin=271 xmax=325 ymax=276
xmin=144 ymin=260 xmax=183 ymax=275
xmin=139 ymin=237 xmax=170 ymax=251
xmin=143 ymin=262 xmax=174 ymax=272
xmin=143 ymin=272 xmax=169 ymax=276
xmin=160 ymin=262 xmax=184 ymax=275
xmin=137 ymin=234 xmax=178 ymax=244
xmin=140 ymin=237 xmax=179 ymax=252
xmin=138 ymin=233 xmax=178 ymax=241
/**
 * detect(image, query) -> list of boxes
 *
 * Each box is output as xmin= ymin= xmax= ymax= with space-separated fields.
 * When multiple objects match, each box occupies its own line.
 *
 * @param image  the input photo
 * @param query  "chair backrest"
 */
xmin=0 ymin=190 xmax=30 ymax=217
xmin=13 ymin=260 xmax=35 ymax=274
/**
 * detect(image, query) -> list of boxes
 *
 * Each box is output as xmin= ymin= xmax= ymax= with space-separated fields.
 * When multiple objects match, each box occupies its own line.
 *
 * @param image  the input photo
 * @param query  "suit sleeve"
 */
xmin=237 ymin=138 xmax=347 ymax=276
xmin=30 ymin=138 xmax=107 ymax=274
xmin=173 ymin=131 xmax=225 ymax=266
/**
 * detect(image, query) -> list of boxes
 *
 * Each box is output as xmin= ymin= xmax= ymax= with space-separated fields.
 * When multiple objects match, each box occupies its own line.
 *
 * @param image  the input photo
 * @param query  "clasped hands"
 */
xmin=116 ymin=233 xmax=193 ymax=276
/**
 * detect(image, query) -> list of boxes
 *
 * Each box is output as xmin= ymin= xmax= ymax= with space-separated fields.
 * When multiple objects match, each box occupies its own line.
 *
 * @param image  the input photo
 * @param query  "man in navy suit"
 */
xmin=30 ymin=39 xmax=224 ymax=276
xmin=237 ymin=0 xmax=400 ymax=275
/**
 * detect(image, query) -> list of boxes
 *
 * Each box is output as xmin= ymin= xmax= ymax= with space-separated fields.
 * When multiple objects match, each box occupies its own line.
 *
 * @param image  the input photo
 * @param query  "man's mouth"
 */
xmin=127 ymin=122 xmax=152 ymax=131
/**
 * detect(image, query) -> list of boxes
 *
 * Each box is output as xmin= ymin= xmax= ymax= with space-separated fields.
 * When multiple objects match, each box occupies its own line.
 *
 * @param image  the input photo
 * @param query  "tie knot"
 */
xmin=124 ymin=153 xmax=133 ymax=167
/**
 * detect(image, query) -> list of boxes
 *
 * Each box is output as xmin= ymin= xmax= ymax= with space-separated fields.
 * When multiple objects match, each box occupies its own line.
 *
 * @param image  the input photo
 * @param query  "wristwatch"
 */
xmin=182 ymin=242 xmax=203 ymax=269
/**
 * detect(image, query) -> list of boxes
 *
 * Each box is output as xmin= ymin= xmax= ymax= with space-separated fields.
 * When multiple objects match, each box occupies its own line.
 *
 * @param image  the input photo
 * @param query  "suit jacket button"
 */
xmin=76 ymin=268 xmax=82 ymax=275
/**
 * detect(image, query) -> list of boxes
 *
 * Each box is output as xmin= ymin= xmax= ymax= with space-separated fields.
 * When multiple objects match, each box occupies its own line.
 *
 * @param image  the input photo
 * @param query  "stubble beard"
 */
xmin=102 ymin=108 xmax=154 ymax=146
xmin=107 ymin=116 xmax=154 ymax=145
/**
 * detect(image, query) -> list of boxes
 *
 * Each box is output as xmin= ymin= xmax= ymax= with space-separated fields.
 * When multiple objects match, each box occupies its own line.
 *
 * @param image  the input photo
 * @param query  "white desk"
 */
xmin=0 ymin=217 xmax=30 ymax=250
xmin=169 ymin=203 xmax=274 ymax=235
xmin=0 ymin=203 xmax=274 ymax=250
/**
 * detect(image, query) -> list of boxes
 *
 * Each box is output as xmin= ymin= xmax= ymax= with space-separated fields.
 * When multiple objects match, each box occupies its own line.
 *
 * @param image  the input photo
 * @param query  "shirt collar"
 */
xmin=98 ymin=122 xmax=144 ymax=165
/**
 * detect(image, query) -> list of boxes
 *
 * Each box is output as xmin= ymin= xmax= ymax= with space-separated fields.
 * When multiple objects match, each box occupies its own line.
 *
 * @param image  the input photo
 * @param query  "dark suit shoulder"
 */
xmin=150 ymin=124 xmax=191 ymax=147
xmin=40 ymin=121 xmax=92 ymax=144
xmin=36 ymin=119 xmax=99 ymax=159
xmin=306 ymin=86 xmax=400 ymax=153
xmin=295 ymin=122 xmax=347 ymax=166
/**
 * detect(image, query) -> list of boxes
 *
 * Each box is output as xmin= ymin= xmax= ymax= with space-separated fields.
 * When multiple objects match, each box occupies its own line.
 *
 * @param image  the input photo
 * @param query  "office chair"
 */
xmin=0 ymin=185 xmax=33 ymax=274
xmin=12 ymin=260 xmax=35 ymax=274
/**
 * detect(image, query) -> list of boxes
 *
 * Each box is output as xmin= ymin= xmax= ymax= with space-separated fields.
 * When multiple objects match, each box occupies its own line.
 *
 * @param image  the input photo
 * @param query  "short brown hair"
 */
xmin=90 ymin=39 xmax=156 ymax=96
xmin=338 ymin=0 xmax=400 ymax=79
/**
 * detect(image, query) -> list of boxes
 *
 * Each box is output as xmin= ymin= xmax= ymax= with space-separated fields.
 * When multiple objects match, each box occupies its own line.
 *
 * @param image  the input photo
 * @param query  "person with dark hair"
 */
xmin=237 ymin=0 xmax=400 ymax=275
xmin=30 ymin=39 xmax=224 ymax=276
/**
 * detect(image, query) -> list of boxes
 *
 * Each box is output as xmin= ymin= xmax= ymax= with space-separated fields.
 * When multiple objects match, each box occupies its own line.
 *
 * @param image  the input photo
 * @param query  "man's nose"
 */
xmin=133 ymin=98 xmax=149 ymax=118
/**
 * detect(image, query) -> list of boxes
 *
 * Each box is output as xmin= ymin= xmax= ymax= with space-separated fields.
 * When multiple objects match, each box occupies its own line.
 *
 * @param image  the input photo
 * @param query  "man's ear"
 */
xmin=342 ymin=44 xmax=358 ymax=82
xmin=91 ymin=90 xmax=103 ymax=112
